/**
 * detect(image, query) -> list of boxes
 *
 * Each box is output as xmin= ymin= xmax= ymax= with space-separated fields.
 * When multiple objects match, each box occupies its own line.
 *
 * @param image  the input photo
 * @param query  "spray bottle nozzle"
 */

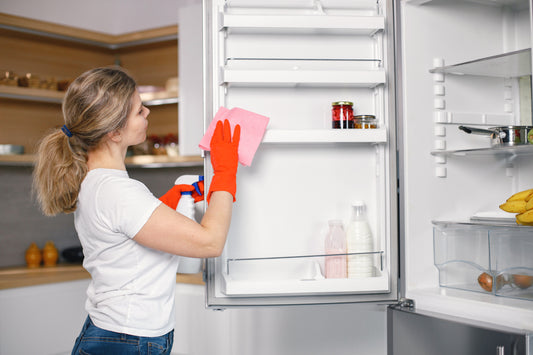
xmin=192 ymin=179 xmax=203 ymax=196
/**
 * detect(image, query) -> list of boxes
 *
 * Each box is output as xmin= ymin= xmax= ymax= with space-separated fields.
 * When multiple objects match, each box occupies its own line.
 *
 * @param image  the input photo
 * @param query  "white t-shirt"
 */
xmin=74 ymin=168 xmax=179 ymax=337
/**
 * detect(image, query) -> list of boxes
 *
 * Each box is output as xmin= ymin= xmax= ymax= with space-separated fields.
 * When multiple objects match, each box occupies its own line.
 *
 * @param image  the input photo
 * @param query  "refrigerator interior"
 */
xmin=203 ymin=0 xmax=399 ymax=306
xmin=400 ymin=0 xmax=533 ymax=330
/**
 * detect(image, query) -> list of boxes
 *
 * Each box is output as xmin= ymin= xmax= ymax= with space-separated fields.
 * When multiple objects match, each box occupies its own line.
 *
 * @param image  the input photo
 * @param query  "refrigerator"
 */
xmin=179 ymin=0 xmax=533 ymax=353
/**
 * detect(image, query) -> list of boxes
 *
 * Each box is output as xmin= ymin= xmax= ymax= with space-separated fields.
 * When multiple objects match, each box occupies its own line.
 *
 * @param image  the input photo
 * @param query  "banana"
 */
xmin=499 ymin=200 xmax=527 ymax=213
xmin=526 ymin=198 xmax=533 ymax=211
xmin=515 ymin=215 xmax=533 ymax=226
xmin=517 ymin=210 xmax=533 ymax=223
xmin=507 ymin=189 xmax=533 ymax=202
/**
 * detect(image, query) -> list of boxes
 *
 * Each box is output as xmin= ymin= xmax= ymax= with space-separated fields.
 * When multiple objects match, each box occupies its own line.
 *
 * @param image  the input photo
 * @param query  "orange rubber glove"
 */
xmin=159 ymin=184 xmax=195 ymax=210
xmin=207 ymin=119 xmax=241 ymax=203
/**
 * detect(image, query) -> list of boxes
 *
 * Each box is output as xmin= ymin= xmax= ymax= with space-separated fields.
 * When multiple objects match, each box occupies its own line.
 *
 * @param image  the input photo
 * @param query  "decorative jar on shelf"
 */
xmin=25 ymin=242 xmax=42 ymax=268
xmin=42 ymin=241 xmax=59 ymax=267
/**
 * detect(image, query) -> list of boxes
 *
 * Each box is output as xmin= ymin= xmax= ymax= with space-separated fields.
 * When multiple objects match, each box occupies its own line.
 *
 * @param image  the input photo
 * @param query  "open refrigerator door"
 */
xmin=202 ymin=0 xmax=399 ymax=307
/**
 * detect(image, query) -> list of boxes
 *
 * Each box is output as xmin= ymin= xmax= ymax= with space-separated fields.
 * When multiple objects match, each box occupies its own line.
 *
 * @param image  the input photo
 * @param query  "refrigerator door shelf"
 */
xmin=221 ymin=273 xmax=390 ymax=296
xmin=221 ymin=14 xmax=385 ymax=35
xmin=220 ymin=251 xmax=389 ymax=296
xmin=221 ymin=68 xmax=386 ymax=87
xmin=262 ymin=128 xmax=387 ymax=143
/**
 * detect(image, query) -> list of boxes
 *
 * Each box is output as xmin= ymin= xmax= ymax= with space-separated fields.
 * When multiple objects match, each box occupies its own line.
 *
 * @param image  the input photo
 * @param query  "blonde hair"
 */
xmin=33 ymin=67 xmax=137 ymax=216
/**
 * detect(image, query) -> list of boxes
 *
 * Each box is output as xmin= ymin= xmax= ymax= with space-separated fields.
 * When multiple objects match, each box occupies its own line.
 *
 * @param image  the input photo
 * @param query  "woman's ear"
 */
xmin=108 ymin=129 xmax=122 ymax=143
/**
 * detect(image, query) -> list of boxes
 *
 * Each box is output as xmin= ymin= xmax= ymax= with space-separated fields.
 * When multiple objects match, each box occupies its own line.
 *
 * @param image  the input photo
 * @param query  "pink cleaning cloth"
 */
xmin=199 ymin=107 xmax=269 ymax=166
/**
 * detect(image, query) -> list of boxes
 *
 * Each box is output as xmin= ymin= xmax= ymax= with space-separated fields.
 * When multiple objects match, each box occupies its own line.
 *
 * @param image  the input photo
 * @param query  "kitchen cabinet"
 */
xmin=0 ymin=13 xmax=202 ymax=168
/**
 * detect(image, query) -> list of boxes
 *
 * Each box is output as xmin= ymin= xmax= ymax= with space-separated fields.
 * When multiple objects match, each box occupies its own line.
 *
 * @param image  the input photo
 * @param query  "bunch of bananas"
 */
xmin=499 ymin=188 xmax=533 ymax=225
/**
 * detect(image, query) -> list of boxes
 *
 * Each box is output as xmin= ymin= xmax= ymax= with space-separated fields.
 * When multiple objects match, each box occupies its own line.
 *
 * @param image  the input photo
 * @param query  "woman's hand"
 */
xmin=207 ymin=119 xmax=241 ymax=202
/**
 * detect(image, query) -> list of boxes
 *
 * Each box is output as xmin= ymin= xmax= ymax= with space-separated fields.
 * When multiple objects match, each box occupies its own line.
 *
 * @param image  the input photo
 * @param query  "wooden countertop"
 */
xmin=0 ymin=264 xmax=204 ymax=290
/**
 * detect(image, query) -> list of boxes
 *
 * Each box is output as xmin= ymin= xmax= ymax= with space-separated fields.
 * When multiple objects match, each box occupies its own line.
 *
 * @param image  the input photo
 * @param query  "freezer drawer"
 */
xmin=433 ymin=221 xmax=533 ymax=301
xmin=387 ymin=305 xmax=531 ymax=355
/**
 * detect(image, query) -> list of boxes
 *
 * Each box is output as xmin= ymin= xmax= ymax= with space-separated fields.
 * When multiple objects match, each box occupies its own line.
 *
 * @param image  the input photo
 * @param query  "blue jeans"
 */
xmin=71 ymin=316 xmax=174 ymax=355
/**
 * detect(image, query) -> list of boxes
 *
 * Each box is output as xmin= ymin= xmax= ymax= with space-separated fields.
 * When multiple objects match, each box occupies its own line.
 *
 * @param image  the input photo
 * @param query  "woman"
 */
xmin=32 ymin=67 xmax=240 ymax=354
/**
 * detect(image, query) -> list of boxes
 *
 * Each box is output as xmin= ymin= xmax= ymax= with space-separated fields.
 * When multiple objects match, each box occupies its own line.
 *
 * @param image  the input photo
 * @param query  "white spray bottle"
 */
xmin=175 ymin=175 xmax=205 ymax=274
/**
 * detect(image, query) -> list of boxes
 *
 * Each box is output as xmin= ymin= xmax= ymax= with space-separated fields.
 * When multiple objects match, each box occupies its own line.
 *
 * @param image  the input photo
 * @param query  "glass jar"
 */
xmin=354 ymin=115 xmax=377 ymax=129
xmin=331 ymin=101 xmax=354 ymax=129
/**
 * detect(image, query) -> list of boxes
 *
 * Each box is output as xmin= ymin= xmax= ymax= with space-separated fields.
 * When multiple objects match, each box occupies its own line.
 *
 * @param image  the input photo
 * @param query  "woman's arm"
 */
xmin=133 ymin=190 xmax=233 ymax=258
xmin=133 ymin=119 xmax=240 ymax=258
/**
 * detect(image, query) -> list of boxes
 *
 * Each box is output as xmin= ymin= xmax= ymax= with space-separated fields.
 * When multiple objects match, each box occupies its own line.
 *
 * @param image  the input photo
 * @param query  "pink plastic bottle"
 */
xmin=324 ymin=220 xmax=347 ymax=278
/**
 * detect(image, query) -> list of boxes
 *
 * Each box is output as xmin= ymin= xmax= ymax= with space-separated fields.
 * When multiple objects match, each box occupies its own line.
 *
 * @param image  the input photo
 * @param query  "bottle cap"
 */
xmin=352 ymin=201 xmax=366 ymax=217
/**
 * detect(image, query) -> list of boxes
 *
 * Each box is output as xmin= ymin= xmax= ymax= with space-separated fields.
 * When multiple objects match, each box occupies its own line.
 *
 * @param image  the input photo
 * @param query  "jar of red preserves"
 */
xmin=332 ymin=101 xmax=354 ymax=129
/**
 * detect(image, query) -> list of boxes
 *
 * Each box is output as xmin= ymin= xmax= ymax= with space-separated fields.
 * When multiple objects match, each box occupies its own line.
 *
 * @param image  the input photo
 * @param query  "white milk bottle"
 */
xmin=346 ymin=201 xmax=374 ymax=278
xmin=324 ymin=219 xmax=347 ymax=279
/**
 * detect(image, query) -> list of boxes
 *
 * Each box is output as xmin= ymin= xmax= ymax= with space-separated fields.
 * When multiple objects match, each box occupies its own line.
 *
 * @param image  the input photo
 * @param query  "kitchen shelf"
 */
xmin=430 ymin=144 xmax=533 ymax=158
xmin=221 ymin=14 xmax=384 ymax=35
xmin=140 ymin=91 xmax=179 ymax=106
xmin=429 ymin=48 xmax=531 ymax=78
xmin=263 ymin=128 xmax=387 ymax=143
xmin=0 ymin=264 xmax=204 ymax=290
xmin=0 ymin=154 xmax=203 ymax=168
xmin=124 ymin=154 xmax=203 ymax=168
xmin=0 ymin=85 xmax=179 ymax=107
xmin=0 ymin=85 xmax=64 ymax=104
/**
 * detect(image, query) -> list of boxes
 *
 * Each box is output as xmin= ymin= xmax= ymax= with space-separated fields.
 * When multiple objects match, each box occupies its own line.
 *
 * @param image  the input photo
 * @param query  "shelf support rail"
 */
xmin=226 ymin=251 xmax=384 ymax=275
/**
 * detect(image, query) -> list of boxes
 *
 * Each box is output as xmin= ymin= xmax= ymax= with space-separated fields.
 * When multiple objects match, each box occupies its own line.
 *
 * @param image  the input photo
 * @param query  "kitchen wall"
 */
xmin=0 ymin=0 xmax=186 ymax=34
xmin=0 ymin=165 xmax=203 ymax=267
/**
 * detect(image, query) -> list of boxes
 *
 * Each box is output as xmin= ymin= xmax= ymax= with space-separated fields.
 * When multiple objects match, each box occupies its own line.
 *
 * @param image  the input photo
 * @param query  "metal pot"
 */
xmin=458 ymin=125 xmax=533 ymax=146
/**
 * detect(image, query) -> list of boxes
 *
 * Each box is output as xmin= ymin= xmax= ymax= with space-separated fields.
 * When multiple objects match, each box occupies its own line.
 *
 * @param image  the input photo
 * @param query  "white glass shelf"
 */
xmin=430 ymin=144 xmax=533 ymax=158
xmin=429 ymin=48 xmax=531 ymax=78
xmin=263 ymin=128 xmax=387 ymax=143
xmin=408 ymin=0 xmax=528 ymax=10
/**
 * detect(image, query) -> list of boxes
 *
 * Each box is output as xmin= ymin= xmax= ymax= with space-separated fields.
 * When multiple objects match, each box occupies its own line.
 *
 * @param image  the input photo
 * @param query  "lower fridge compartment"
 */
xmin=220 ymin=251 xmax=390 ymax=296
xmin=433 ymin=221 xmax=533 ymax=301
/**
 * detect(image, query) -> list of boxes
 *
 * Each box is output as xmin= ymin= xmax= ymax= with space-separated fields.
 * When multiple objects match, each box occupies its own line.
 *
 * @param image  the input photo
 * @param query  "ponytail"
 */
xmin=33 ymin=128 xmax=88 ymax=216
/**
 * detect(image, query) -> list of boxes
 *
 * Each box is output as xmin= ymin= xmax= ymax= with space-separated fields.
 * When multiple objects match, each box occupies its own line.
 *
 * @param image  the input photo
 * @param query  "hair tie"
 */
xmin=61 ymin=125 xmax=73 ymax=138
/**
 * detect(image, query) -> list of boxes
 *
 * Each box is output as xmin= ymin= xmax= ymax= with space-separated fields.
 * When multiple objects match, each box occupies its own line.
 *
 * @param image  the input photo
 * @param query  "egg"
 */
xmin=477 ymin=272 xmax=507 ymax=292
xmin=478 ymin=272 xmax=493 ymax=292
xmin=512 ymin=274 xmax=533 ymax=289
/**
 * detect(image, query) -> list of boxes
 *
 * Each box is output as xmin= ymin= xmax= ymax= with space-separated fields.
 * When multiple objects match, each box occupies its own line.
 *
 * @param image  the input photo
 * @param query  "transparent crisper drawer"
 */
xmin=433 ymin=221 xmax=533 ymax=301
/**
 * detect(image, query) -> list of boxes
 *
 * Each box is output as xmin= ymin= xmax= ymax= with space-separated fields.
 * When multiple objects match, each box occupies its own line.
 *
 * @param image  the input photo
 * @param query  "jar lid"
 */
xmin=332 ymin=101 xmax=353 ymax=106
xmin=354 ymin=115 xmax=376 ymax=120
